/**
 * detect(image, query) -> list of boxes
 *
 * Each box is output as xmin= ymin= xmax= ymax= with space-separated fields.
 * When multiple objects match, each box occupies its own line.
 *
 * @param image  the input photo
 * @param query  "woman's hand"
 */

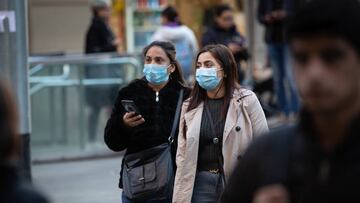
xmin=123 ymin=112 xmax=145 ymax=127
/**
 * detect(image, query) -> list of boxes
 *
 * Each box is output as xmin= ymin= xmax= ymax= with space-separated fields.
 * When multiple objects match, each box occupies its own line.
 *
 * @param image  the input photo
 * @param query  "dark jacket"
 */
xmin=0 ymin=164 xmax=48 ymax=203
xmin=257 ymin=0 xmax=294 ymax=43
xmin=84 ymin=16 xmax=118 ymax=108
xmin=85 ymin=16 xmax=117 ymax=54
xmin=202 ymin=24 xmax=245 ymax=47
xmin=202 ymin=24 xmax=249 ymax=82
xmin=104 ymin=78 xmax=190 ymax=153
xmin=221 ymin=111 xmax=360 ymax=203
xmin=202 ymin=25 xmax=249 ymax=61
xmin=104 ymin=78 xmax=190 ymax=187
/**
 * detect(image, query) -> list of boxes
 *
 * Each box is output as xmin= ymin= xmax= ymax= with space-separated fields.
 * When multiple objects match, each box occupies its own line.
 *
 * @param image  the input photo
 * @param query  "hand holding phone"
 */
xmin=121 ymin=100 xmax=140 ymax=115
xmin=121 ymin=100 xmax=145 ymax=127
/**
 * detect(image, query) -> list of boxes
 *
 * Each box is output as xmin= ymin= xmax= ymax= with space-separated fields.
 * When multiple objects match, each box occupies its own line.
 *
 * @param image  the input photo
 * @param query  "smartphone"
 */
xmin=121 ymin=100 xmax=140 ymax=115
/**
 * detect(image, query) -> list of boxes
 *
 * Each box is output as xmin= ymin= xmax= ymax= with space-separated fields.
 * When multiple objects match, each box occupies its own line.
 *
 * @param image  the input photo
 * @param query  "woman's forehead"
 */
xmin=198 ymin=52 xmax=214 ymax=60
xmin=198 ymin=52 xmax=218 ymax=63
xmin=146 ymin=46 xmax=167 ymax=57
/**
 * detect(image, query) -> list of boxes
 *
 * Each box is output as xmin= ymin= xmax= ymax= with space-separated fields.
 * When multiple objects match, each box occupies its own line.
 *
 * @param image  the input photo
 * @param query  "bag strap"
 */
xmin=204 ymin=104 xmax=227 ymax=186
xmin=168 ymin=89 xmax=184 ymax=143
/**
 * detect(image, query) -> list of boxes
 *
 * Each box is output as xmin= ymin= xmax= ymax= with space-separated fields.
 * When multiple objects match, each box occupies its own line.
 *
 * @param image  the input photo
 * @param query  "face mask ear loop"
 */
xmin=213 ymin=77 xmax=225 ymax=97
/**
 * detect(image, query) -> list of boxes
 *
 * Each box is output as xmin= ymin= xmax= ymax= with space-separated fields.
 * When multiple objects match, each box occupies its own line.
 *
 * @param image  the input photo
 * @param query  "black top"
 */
xmin=197 ymin=98 xmax=226 ymax=171
xmin=257 ymin=0 xmax=294 ymax=43
xmin=0 ymin=164 xmax=48 ymax=203
xmin=221 ymin=111 xmax=360 ymax=203
xmin=104 ymin=78 xmax=190 ymax=154
xmin=85 ymin=16 xmax=117 ymax=54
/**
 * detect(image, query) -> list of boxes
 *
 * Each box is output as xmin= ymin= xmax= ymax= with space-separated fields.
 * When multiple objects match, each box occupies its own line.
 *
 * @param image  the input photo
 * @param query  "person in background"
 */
xmin=258 ymin=0 xmax=299 ymax=120
xmin=86 ymin=0 xmax=118 ymax=54
xmin=202 ymin=4 xmax=249 ymax=83
xmin=221 ymin=0 xmax=360 ymax=202
xmin=152 ymin=6 xmax=198 ymax=84
xmin=0 ymin=80 xmax=48 ymax=203
xmin=173 ymin=44 xmax=268 ymax=203
xmin=85 ymin=0 xmax=119 ymax=142
xmin=104 ymin=41 xmax=190 ymax=203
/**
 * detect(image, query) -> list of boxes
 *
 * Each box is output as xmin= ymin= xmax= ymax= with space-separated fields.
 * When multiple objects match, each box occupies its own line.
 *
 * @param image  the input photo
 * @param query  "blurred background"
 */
xmin=1 ymin=0 xmax=276 ymax=202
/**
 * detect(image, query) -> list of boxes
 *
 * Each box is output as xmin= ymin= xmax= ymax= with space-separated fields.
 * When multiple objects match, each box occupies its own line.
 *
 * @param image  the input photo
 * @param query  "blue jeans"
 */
xmin=191 ymin=171 xmax=224 ymax=203
xmin=121 ymin=192 xmax=171 ymax=203
xmin=268 ymin=43 xmax=299 ymax=115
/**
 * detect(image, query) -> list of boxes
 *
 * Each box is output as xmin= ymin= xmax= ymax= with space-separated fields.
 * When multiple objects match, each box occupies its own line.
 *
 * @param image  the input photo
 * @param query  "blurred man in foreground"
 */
xmin=221 ymin=0 xmax=360 ymax=202
xmin=0 ymin=81 xmax=48 ymax=203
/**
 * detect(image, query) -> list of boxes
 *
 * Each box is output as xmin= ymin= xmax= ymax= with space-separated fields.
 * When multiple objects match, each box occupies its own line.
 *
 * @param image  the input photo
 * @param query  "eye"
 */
xmin=205 ymin=63 xmax=214 ymax=68
xmin=293 ymin=52 xmax=309 ymax=66
xmin=145 ymin=57 xmax=152 ymax=64
xmin=320 ymin=48 xmax=345 ymax=64
xmin=154 ymin=57 xmax=164 ymax=64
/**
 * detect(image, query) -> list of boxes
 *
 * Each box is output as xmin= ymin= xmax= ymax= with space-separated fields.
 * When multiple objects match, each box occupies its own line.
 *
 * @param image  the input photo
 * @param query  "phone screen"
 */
xmin=121 ymin=100 xmax=140 ymax=115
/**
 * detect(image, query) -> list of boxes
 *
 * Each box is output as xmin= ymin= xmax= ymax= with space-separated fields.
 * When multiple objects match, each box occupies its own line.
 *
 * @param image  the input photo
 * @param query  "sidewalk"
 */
xmin=32 ymin=156 xmax=124 ymax=203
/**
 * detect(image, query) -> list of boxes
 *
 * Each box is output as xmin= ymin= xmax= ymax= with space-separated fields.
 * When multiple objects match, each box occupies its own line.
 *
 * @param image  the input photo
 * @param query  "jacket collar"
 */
xmin=136 ymin=78 xmax=184 ymax=96
xmin=183 ymin=88 xmax=253 ymax=141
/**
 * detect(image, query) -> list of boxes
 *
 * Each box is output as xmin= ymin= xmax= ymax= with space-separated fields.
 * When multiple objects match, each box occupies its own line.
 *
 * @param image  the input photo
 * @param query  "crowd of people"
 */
xmin=2 ymin=0 xmax=360 ymax=202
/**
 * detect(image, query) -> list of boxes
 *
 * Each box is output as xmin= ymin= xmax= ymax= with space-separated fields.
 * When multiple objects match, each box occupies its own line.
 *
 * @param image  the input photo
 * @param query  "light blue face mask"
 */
xmin=143 ymin=64 xmax=170 ymax=85
xmin=195 ymin=67 xmax=222 ymax=91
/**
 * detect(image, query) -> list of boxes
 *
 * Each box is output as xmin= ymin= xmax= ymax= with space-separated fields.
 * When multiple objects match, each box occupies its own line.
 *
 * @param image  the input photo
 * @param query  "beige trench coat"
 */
xmin=172 ymin=88 xmax=269 ymax=203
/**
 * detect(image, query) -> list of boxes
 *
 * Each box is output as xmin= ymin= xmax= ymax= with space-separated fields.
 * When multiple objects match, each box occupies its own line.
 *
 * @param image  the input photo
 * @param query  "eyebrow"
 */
xmin=146 ymin=56 xmax=165 ymax=60
xmin=197 ymin=60 xmax=215 ymax=65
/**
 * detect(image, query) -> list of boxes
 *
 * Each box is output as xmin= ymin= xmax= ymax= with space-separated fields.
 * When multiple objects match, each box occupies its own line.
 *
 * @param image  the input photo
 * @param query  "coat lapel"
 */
xmin=184 ymin=102 xmax=204 ymax=140
xmin=223 ymin=99 xmax=238 ymax=143
xmin=223 ymin=89 xmax=252 ymax=143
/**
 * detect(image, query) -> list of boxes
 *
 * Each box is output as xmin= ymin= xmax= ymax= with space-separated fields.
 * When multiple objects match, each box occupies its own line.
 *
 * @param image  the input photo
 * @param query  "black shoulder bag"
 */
xmin=122 ymin=89 xmax=184 ymax=201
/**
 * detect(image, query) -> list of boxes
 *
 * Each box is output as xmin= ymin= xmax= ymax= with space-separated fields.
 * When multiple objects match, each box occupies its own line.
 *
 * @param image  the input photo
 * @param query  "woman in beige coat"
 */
xmin=172 ymin=45 xmax=268 ymax=203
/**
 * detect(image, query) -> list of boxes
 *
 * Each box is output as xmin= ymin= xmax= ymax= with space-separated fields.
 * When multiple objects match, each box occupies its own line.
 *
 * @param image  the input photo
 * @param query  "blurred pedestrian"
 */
xmin=104 ymin=41 xmax=190 ymax=203
xmin=258 ymin=0 xmax=299 ymax=120
xmin=0 ymin=81 xmax=48 ymax=203
xmin=202 ymin=4 xmax=249 ymax=83
xmin=172 ymin=44 xmax=268 ymax=203
xmin=152 ymin=6 xmax=198 ymax=84
xmin=86 ymin=0 xmax=118 ymax=54
xmin=85 ymin=0 xmax=120 ymax=142
xmin=221 ymin=0 xmax=360 ymax=202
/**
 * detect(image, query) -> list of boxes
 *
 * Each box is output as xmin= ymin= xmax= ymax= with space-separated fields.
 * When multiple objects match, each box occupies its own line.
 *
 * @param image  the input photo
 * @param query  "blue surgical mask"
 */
xmin=195 ymin=67 xmax=222 ymax=91
xmin=143 ymin=64 xmax=170 ymax=85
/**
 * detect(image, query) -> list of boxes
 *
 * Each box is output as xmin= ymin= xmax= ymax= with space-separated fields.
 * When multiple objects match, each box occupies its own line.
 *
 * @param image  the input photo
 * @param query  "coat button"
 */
xmin=235 ymin=126 xmax=241 ymax=132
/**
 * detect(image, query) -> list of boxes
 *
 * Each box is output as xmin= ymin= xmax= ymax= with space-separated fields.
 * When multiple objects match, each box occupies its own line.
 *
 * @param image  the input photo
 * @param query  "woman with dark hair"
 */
xmin=0 ymin=81 xmax=48 ymax=203
xmin=202 ymin=4 xmax=249 ymax=83
xmin=152 ymin=6 xmax=198 ymax=83
xmin=172 ymin=45 xmax=268 ymax=203
xmin=104 ymin=41 xmax=190 ymax=203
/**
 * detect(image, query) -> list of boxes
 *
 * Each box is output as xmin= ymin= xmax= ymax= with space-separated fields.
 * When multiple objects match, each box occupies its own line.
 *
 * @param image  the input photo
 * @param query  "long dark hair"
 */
xmin=0 ymin=80 xmax=19 ymax=162
xmin=143 ymin=41 xmax=186 ymax=85
xmin=187 ymin=44 xmax=239 ymax=116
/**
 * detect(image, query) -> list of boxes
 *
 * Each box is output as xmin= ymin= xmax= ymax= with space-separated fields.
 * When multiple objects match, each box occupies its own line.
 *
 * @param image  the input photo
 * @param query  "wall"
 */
xmin=28 ymin=0 xmax=91 ymax=55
